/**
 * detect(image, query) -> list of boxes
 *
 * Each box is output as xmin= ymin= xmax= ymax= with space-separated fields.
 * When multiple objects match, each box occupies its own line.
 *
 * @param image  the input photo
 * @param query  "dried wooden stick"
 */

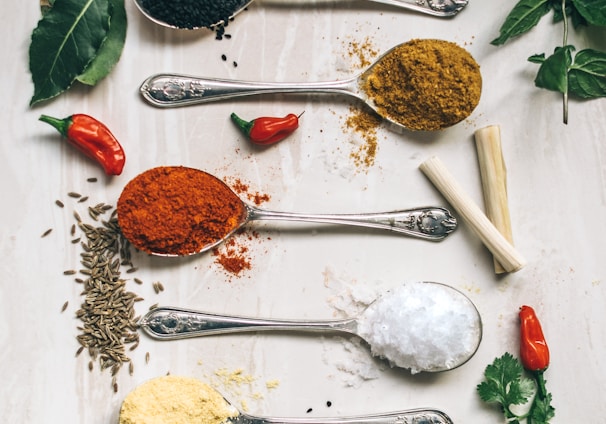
xmin=419 ymin=156 xmax=526 ymax=273
xmin=474 ymin=125 xmax=514 ymax=274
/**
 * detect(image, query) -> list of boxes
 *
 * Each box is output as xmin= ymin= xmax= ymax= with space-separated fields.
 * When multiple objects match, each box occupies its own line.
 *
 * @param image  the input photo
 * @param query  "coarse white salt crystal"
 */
xmin=356 ymin=281 xmax=482 ymax=374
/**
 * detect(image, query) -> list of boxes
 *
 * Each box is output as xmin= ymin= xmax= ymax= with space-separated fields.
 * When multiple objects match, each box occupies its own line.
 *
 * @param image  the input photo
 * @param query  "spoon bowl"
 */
xmin=117 ymin=166 xmax=457 ymax=257
xmin=120 ymin=375 xmax=455 ymax=424
xmin=133 ymin=0 xmax=253 ymax=30
xmin=139 ymin=281 xmax=482 ymax=373
xmin=133 ymin=0 xmax=468 ymax=30
xmin=139 ymin=39 xmax=481 ymax=132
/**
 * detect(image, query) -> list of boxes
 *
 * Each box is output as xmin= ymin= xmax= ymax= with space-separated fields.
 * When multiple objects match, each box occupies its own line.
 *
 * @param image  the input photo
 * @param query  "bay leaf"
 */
xmin=77 ymin=0 xmax=127 ymax=86
xmin=29 ymin=0 xmax=111 ymax=106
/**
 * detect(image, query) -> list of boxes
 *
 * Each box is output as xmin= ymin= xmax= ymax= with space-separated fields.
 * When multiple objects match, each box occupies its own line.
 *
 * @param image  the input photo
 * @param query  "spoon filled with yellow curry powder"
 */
xmin=116 ymin=166 xmax=457 ymax=256
xmin=119 ymin=375 xmax=455 ymax=424
xmin=140 ymin=39 xmax=482 ymax=132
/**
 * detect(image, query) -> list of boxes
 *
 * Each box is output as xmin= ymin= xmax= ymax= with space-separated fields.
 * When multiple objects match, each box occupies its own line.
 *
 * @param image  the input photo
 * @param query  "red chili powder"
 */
xmin=117 ymin=166 xmax=246 ymax=256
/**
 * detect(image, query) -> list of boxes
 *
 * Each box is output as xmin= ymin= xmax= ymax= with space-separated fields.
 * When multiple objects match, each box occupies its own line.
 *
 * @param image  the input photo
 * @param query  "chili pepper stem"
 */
xmin=230 ymin=112 xmax=254 ymax=136
xmin=39 ymin=114 xmax=71 ymax=137
xmin=534 ymin=370 xmax=548 ymax=400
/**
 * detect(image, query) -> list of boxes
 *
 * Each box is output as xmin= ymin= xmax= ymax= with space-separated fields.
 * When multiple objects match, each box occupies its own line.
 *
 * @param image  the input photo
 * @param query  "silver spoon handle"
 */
xmin=235 ymin=409 xmax=453 ymax=424
xmin=139 ymin=307 xmax=357 ymax=340
xmin=247 ymin=206 xmax=457 ymax=241
xmin=139 ymin=74 xmax=359 ymax=107
xmin=364 ymin=0 xmax=468 ymax=17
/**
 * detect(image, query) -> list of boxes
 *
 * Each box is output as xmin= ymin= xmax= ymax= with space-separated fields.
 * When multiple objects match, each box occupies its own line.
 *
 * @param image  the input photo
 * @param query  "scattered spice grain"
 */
xmin=363 ymin=39 xmax=482 ymax=131
xmin=87 ymin=177 xmax=98 ymax=183
xmin=61 ymin=301 xmax=69 ymax=312
xmin=41 ymin=228 xmax=53 ymax=237
xmin=55 ymin=200 xmax=64 ymax=208
xmin=117 ymin=166 xmax=246 ymax=256
xmin=68 ymin=192 xmax=82 ymax=199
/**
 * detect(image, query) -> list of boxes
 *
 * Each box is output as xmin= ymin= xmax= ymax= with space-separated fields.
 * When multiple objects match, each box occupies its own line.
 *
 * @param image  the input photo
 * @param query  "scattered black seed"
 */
xmin=233 ymin=61 xmax=238 ymax=67
xmin=224 ymin=34 xmax=232 ymax=39
xmin=56 ymin=200 xmax=65 ymax=208
xmin=41 ymin=228 xmax=53 ymax=238
xmin=221 ymin=54 xmax=227 ymax=61
xmin=326 ymin=401 xmax=332 ymax=407
xmin=306 ymin=408 xmax=313 ymax=414
xmin=87 ymin=177 xmax=98 ymax=183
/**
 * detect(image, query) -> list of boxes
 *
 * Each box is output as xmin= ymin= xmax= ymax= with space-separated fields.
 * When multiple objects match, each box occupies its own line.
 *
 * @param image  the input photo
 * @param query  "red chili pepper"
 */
xmin=230 ymin=112 xmax=302 ymax=145
xmin=39 ymin=114 xmax=126 ymax=175
xmin=519 ymin=305 xmax=550 ymax=372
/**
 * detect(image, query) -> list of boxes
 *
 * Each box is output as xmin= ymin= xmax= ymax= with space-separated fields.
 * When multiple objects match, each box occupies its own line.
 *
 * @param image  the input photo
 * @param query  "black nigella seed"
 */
xmin=137 ymin=0 xmax=246 ymax=32
xmin=221 ymin=54 xmax=227 ymax=61
xmin=306 ymin=408 xmax=312 ymax=413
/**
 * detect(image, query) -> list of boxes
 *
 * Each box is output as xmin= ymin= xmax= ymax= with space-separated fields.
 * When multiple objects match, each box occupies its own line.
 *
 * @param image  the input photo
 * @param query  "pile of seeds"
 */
xmin=74 ymin=205 xmax=142 ymax=391
xmin=137 ymin=0 xmax=248 ymax=35
xmin=59 ymin=194 xmax=145 ymax=392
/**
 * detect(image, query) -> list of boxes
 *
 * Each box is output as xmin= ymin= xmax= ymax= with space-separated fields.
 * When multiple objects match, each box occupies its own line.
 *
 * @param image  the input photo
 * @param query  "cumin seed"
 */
xmin=41 ymin=228 xmax=53 ymax=238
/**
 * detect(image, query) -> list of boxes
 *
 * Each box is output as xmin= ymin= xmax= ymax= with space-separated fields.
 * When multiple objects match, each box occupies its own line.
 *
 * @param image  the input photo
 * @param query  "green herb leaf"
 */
xmin=491 ymin=0 xmax=552 ymax=46
xmin=29 ymin=0 xmax=111 ymax=106
xmin=568 ymin=48 xmax=606 ymax=98
xmin=530 ymin=392 xmax=556 ymax=423
xmin=533 ymin=46 xmax=574 ymax=93
xmin=77 ymin=0 xmax=127 ymax=86
xmin=572 ymin=0 xmax=606 ymax=26
xmin=477 ymin=353 xmax=535 ymax=408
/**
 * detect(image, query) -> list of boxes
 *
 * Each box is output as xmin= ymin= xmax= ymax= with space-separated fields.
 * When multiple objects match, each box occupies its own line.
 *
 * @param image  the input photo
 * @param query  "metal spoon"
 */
xmin=139 ymin=39 xmax=480 ymax=132
xmin=117 ymin=167 xmax=457 ymax=257
xmin=228 ymin=408 xmax=454 ymax=424
xmin=133 ymin=0 xmax=468 ymax=30
xmin=139 ymin=281 xmax=482 ymax=373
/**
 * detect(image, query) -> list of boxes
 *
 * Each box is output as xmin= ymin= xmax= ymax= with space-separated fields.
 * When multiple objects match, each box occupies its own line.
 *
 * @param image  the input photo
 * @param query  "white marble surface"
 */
xmin=2 ymin=1 xmax=606 ymax=423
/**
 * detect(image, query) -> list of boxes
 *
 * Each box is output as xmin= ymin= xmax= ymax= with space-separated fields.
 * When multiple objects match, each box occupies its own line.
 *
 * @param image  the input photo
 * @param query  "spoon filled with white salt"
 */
xmin=139 ymin=281 xmax=482 ymax=373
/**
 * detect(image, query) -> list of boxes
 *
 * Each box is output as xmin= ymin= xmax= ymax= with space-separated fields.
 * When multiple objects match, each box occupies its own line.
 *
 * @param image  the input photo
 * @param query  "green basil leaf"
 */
xmin=491 ymin=0 xmax=552 ymax=46
xmin=77 ymin=0 xmax=127 ymax=86
xmin=528 ymin=53 xmax=546 ymax=63
xmin=534 ymin=46 xmax=574 ymax=93
xmin=572 ymin=0 xmax=606 ymax=26
xmin=569 ymin=48 xmax=606 ymax=98
xmin=29 ymin=0 xmax=111 ymax=106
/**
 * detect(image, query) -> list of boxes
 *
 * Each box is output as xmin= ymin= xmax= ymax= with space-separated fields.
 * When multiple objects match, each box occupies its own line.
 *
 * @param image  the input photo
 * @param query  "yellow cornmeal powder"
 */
xmin=119 ymin=376 xmax=238 ymax=424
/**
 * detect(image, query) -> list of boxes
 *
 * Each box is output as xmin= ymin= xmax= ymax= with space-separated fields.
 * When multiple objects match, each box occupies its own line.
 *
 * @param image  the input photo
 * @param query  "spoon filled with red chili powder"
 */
xmin=117 ymin=166 xmax=457 ymax=256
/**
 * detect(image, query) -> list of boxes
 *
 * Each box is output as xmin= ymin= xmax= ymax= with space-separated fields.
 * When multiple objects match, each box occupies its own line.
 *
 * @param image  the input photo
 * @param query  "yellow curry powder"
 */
xmin=363 ymin=39 xmax=482 ymax=131
xmin=119 ymin=376 xmax=238 ymax=424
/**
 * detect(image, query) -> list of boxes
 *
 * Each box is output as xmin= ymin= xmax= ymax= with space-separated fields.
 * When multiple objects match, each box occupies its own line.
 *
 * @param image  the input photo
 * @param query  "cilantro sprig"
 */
xmin=492 ymin=0 xmax=606 ymax=124
xmin=477 ymin=353 xmax=555 ymax=423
